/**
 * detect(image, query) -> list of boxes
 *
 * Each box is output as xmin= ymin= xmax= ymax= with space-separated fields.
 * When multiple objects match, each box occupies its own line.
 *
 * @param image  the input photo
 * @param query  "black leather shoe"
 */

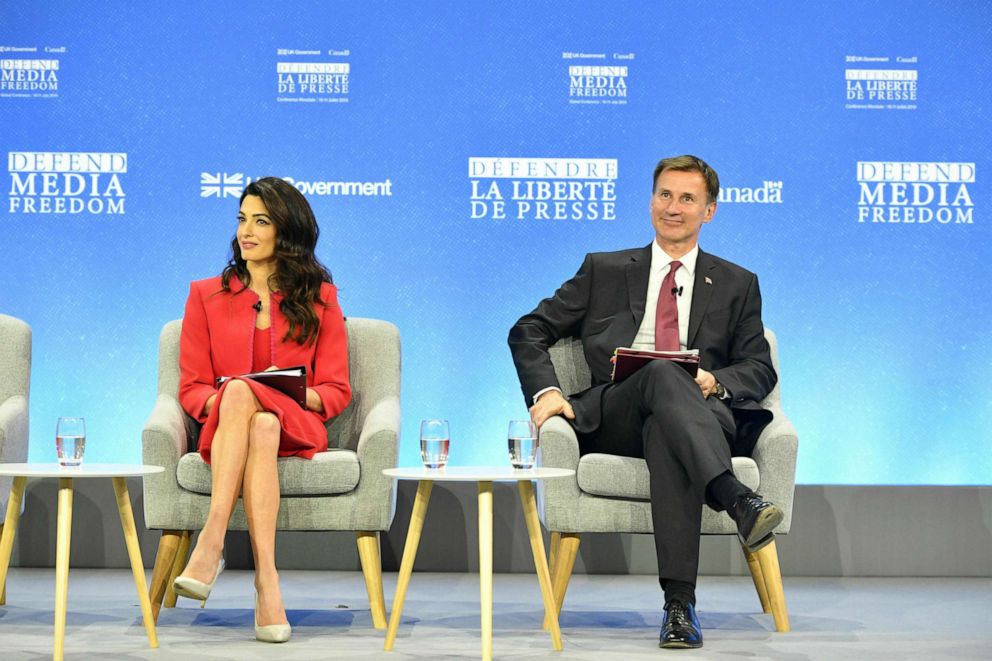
xmin=659 ymin=599 xmax=702 ymax=649
xmin=732 ymin=491 xmax=783 ymax=553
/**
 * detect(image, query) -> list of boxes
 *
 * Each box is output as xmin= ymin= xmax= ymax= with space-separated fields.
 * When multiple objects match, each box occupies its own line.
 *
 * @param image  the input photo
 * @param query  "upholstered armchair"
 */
xmin=141 ymin=317 xmax=400 ymax=627
xmin=0 ymin=314 xmax=31 ymax=605
xmin=539 ymin=328 xmax=797 ymax=632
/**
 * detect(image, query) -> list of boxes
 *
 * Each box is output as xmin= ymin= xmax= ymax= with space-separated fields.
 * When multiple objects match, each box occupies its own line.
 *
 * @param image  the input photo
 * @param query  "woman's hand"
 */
xmin=305 ymin=388 xmax=324 ymax=413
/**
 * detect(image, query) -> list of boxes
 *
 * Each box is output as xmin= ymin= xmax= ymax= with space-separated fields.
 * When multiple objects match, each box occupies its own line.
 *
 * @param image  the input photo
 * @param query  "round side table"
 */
xmin=0 ymin=463 xmax=164 ymax=661
xmin=381 ymin=466 xmax=574 ymax=661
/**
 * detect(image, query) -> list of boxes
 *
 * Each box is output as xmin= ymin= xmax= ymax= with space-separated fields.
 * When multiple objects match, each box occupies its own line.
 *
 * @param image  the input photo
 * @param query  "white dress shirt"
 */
xmin=631 ymin=241 xmax=698 ymax=351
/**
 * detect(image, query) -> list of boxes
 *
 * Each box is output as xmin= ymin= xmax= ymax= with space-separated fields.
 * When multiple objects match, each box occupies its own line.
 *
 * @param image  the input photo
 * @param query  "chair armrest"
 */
xmin=537 ymin=415 xmax=583 ymax=530
xmin=352 ymin=395 xmax=401 ymax=530
xmin=750 ymin=405 xmax=799 ymax=533
xmin=0 ymin=395 xmax=29 ymax=462
xmin=0 ymin=395 xmax=29 ymax=511
xmin=539 ymin=415 xmax=581 ymax=470
xmin=141 ymin=394 xmax=191 ymax=529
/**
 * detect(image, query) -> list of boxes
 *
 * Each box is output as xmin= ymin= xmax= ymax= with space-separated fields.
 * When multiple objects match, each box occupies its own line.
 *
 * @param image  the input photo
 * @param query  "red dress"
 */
xmin=177 ymin=275 xmax=352 ymax=464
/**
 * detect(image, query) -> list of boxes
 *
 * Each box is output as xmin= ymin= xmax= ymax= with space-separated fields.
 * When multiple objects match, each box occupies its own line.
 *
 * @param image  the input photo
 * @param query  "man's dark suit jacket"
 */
xmin=508 ymin=244 xmax=777 ymax=457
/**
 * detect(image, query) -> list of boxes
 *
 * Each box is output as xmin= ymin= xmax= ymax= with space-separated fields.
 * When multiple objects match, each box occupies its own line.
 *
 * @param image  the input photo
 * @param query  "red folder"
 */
xmin=610 ymin=348 xmax=700 ymax=382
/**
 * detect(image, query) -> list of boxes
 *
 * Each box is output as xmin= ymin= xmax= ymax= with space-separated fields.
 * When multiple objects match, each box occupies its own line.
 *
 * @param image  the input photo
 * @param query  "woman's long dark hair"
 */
xmin=220 ymin=177 xmax=332 ymax=346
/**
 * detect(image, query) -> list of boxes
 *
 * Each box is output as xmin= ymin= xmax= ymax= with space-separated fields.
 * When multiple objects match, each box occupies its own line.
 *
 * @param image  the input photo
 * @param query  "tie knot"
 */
xmin=668 ymin=260 xmax=682 ymax=275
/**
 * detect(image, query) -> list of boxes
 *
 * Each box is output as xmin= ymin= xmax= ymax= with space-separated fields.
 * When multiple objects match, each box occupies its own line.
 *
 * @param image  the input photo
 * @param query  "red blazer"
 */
xmin=178 ymin=275 xmax=352 ymax=425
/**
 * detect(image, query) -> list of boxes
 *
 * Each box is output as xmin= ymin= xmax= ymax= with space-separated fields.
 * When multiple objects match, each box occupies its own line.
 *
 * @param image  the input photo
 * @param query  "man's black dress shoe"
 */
xmin=659 ymin=599 xmax=702 ymax=649
xmin=732 ymin=491 xmax=784 ymax=553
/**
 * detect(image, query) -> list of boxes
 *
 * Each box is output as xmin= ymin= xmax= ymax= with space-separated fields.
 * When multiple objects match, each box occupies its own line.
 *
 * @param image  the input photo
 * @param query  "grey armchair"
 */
xmin=0 ymin=314 xmax=31 ymax=606
xmin=539 ymin=328 xmax=797 ymax=632
xmin=142 ymin=317 xmax=400 ymax=628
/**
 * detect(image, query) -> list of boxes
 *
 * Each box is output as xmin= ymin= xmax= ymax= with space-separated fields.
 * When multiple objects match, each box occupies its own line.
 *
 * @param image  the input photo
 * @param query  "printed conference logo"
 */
xmin=469 ymin=157 xmax=617 ymax=220
xmin=563 ymin=51 xmax=633 ymax=105
xmin=845 ymin=54 xmax=918 ymax=110
xmin=7 ymin=152 xmax=127 ymax=215
xmin=857 ymin=161 xmax=974 ymax=225
xmin=0 ymin=45 xmax=66 ymax=99
xmin=276 ymin=47 xmax=350 ymax=104
xmin=718 ymin=181 xmax=783 ymax=204
xmin=200 ymin=172 xmax=392 ymax=199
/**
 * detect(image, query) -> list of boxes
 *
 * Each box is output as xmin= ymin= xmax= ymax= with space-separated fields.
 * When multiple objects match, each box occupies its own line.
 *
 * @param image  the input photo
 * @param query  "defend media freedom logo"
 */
xmin=200 ymin=172 xmax=392 ymax=199
xmin=857 ymin=161 xmax=974 ymax=225
xmin=469 ymin=157 xmax=617 ymax=221
xmin=569 ymin=65 xmax=628 ymax=105
xmin=0 ymin=57 xmax=60 ymax=98
xmin=7 ymin=151 xmax=126 ymax=215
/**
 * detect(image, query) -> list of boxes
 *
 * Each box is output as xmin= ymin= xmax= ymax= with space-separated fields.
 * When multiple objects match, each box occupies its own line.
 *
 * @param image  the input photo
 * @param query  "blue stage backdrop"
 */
xmin=1 ymin=2 xmax=989 ymax=485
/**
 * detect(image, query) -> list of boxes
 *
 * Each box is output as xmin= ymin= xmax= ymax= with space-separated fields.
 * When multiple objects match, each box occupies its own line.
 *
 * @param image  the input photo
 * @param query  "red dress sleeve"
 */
xmin=311 ymin=284 xmax=351 ymax=421
xmin=178 ymin=282 xmax=218 ymax=423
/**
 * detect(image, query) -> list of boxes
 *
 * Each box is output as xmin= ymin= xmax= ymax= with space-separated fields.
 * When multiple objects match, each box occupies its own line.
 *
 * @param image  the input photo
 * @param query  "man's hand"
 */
xmin=695 ymin=368 xmax=717 ymax=398
xmin=529 ymin=390 xmax=575 ymax=428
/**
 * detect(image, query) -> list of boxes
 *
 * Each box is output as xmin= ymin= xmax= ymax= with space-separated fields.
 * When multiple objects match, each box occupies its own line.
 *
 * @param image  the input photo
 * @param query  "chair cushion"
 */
xmin=576 ymin=453 xmax=760 ymax=500
xmin=177 ymin=449 xmax=360 ymax=496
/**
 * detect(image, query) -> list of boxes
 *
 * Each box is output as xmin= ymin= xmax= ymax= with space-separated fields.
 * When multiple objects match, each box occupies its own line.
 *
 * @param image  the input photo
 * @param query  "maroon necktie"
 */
xmin=654 ymin=260 xmax=682 ymax=351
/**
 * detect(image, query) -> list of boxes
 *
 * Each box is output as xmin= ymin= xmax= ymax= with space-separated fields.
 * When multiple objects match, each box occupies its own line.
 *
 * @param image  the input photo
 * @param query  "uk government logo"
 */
xmin=8 ymin=152 xmax=127 ymax=215
xmin=564 ymin=51 xmax=633 ymax=105
xmin=200 ymin=172 xmax=392 ymax=199
xmin=718 ymin=181 xmax=783 ymax=204
xmin=276 ymin=47 xmax=350 ymax=104
xmin=845 ymin=55 xmax=918 ymax=110
xmin=468 ymin=157 xmax=617 ymax=221
xmin=857 ymin=161 xmax=974 ymax=225
xmin=0 ymin=45 xmax=66 ymax=99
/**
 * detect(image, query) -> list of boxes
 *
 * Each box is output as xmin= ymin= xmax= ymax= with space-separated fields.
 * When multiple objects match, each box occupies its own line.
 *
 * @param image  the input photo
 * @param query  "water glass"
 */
xmin=420 ymin=419 xmax=450 ymax=469
xmin=56 ymin=417 xmax=86 ymax=467
xmin=508 ymin=420 xmax=538 ymax=469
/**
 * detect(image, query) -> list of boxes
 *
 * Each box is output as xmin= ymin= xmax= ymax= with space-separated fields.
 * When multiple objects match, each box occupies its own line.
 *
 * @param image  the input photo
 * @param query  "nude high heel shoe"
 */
xmin=173 ymin=558 xmax=224 ymax=606
xmin=255 ymin=593 xmax=291 ymax=643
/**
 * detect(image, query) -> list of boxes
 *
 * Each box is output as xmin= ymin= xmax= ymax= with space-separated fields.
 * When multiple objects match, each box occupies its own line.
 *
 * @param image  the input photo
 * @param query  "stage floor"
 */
xmin=0 ymin=570 xmax=989 ymax=659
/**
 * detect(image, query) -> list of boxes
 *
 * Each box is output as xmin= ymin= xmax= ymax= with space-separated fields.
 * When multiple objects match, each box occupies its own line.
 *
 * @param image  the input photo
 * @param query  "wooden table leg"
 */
xmin=112 ymin=477 xmax=159 ymax=648
xmin=478 ymin=481 xmax=493 ymax=661
xmin=0 ymin=476 xmax=27 ymax=606
xmin=518 ymin=480 xmax=562 ymax=651
xmin=384 ymin=480 xmax=433 ymax=651
xmin=54 ymin=477 xmax=73 ymax=661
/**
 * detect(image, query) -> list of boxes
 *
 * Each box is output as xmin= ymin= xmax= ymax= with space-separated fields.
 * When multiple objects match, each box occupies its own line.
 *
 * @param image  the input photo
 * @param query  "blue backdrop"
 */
xmin=2 ymin=1 xmax=989 ymax=485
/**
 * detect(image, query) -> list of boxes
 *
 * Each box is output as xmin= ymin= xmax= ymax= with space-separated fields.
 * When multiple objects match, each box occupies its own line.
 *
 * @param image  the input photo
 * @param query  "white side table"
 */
xmin=0 ymin=463 xmax=164 ymax=661
xmin=382 ymin=466 xmax=575 ymax=661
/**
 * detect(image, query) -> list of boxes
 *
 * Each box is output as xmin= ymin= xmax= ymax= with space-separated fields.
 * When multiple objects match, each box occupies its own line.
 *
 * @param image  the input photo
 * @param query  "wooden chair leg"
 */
xmin=548 ymin=531 xmax=562 ymax=583
xmin=163 ymin=530 xmax=192 ymax=609
xmin=754 ymin=539 xmax=790 ymax=632
xmin=148 ymin=530 xmax=184 ymax=623
xmin=356 ymin=531 xmax=388 ymax=629
xmin=543 ymin=532 xmax=580 ymax=629
xmin=0 ymin=523 xmax=5 ymax=605
xmin=742 ymin=543 xmax=771 ymax=613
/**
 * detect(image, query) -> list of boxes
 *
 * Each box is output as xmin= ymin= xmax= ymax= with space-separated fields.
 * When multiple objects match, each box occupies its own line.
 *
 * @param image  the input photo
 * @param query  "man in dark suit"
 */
xmin=508 ymin=155 xmax=782 ymax=649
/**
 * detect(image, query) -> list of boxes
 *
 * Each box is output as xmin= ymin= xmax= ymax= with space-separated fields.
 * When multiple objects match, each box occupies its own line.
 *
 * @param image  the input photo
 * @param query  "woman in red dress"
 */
xmin=172 ymin=177 xmax=351 ymax=643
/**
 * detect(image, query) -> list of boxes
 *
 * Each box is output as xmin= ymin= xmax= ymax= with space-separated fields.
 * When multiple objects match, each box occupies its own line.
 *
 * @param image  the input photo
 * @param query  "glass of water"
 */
xmin=508 ymin=420 xmax=538 ymax=469
xmin=56 ymin=417 xmax=86 ymax=467
xmin=420 ymin=419 xmax=450 ymax=469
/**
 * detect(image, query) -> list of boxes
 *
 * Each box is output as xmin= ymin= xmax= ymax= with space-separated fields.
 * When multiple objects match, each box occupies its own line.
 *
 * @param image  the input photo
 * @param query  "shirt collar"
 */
xmin=651 ymin=240 xmax=698 ymax=276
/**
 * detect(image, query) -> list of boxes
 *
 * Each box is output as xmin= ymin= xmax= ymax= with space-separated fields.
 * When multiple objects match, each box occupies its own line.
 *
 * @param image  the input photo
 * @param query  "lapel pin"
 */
xmin=705 ymin=276 xmax=713 ymax=285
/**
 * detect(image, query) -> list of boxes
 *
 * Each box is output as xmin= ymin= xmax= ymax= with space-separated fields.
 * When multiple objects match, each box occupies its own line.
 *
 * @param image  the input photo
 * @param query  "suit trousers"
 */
xmin=576 ymin=359 xmax=735 ymax=585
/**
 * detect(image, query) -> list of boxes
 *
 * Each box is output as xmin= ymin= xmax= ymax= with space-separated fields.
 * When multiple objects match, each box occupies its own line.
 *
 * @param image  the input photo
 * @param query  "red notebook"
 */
xmin=610 ymin=348 xmax=700 ymax=382
xmin=216 ymin=365 xmax=307 ymax=407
